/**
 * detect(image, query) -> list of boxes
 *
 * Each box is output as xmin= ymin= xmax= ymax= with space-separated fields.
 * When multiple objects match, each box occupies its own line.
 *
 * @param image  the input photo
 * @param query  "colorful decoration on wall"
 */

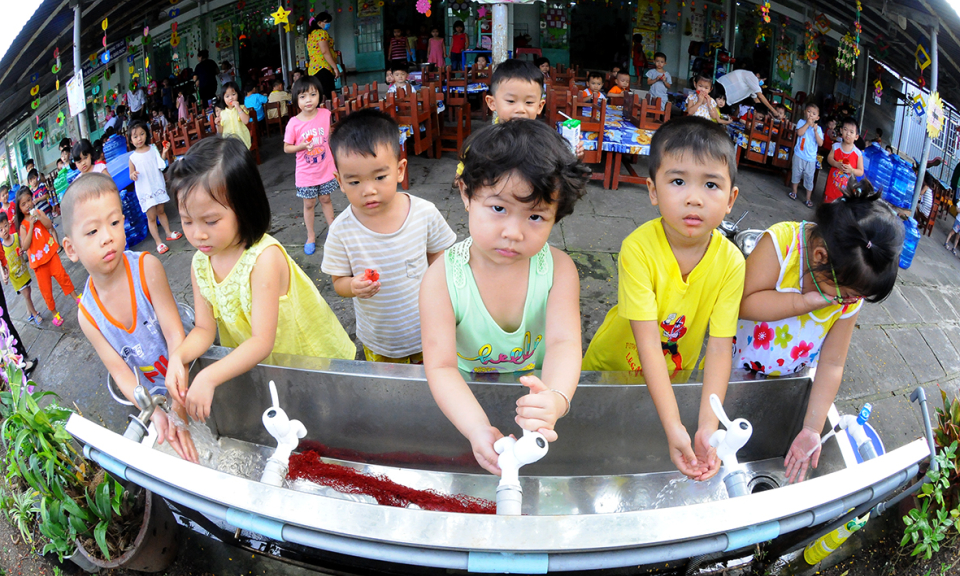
xmin=415 ymin=0 xmax=430 ymax=14
xmin=270 ymin=5 xmax=291 ymax=25
xmin=874 ymin=34 xmax=889 ymax=59
xmin=33 ymin=128 xmax=45 ymax=144
xmin=760 ymin=1 xmax=770 ymax=23
xmin=804 ymin=21 xmax=819 ymax=65
xmin=915 ymin=42 xmax=931 ymax=71
xmin=836 ymin=32 xmax=859 ymax=75
xmin=542 ymin=5 xmax=569 ymax=49
xmin=56 ymin=111 xmax=65 ymax=126
xmin=927 ymin=92 xmax=944 ymax=138
xmin=912 ymin=93 xmax=925 ymax=117
xmin=170 ymin=31 xmax=181 ymax=47
xmin=814 ymin=13 xmax=830 ymax=35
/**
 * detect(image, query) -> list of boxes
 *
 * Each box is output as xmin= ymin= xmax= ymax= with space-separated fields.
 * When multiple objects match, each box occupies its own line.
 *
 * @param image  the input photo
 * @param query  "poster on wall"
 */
xmin=67 ymin=72 xmax=85 ymax=117
xmin=216 ymin=20 xmax=233 ymax=50
xmin=690 ymin=11 xmax=705 ymax=41
xmin=541 ymin=5 xmax=569 ymax=49
xmin=358 ymin=0 xmax=379 ymax=19
xmin=634 ymin=0 xmax=660 ymax=62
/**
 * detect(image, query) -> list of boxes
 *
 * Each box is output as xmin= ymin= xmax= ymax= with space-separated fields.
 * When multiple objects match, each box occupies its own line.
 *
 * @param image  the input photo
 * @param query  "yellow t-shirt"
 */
xmin=583 ymin=218 xmax=745 ymax=373
xmin=220 ymin=107 xmax=251 ymax=149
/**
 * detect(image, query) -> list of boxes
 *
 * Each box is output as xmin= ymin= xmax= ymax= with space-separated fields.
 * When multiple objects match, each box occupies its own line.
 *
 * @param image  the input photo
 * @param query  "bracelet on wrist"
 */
xmin=549 ymin=388 xmax=571 ymax=418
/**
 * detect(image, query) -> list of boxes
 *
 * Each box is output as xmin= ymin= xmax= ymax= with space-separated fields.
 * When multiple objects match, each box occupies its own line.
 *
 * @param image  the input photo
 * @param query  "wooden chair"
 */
xmin=168 ymin=123 xmax=190 ymax=156
xmin=264 ymin=102 xmax=285 ymax=136
xmin=636 ymin=96 xmax=672 ymax=131
xmin=327 ymin=91 xmax=352 ymax=124
xmin=546 ymin=85 xmax=573 ymax=127
xmin=246 ymin=117 xmax=261 ymax=164
xmin=571 ymin=95 xmax=608 ymax=187
xmin=438 ymin=67 xmax=472 ymax=157
xmin=394 ymin=87 xmax=436 ymax=158
xmin=772 ymin=120 xmax=796 ymax=170
xmin=744 ymin=116 xmax=774 ymax=165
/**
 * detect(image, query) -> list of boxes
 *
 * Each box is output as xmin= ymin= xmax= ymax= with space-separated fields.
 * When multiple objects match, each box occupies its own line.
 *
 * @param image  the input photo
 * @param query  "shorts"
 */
xmin=15 ymin=278 xmax=32 ymax=294
xmin=363 ymin=345 xmax=424 ymax=364
xmin=952 ymin=219 xmax=960 ymax=234
xmin=791 ymin=155 xmax=817 ymax=191
xmin=296 ymin=179 xmax=339 ymax=199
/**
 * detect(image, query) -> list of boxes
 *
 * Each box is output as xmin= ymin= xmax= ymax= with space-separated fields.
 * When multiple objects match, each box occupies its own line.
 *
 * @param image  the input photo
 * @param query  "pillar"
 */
xmin=910 ymin=25 xmax=938 ymax=213
xmin=72 ymin=0 xmax=90 ymax=139
xmin=492 ymin=3 xmax=509 ymax=66
xmin=279 ymin=26 xmax=290 ymax=87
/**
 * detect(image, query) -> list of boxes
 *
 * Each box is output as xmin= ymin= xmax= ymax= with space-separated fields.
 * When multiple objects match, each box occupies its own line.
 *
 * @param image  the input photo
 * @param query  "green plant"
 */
xmin=5 ymin=487 xmax=40 ymax=544
xmin=901 ymin=442 xmax=960 ymax=559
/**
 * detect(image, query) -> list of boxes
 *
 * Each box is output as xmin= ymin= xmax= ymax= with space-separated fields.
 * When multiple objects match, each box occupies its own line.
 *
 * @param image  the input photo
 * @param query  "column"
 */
xmin=492 ymin=3 xmax=509 ymax=66
xmin=910 ymin=25 xmax=938 ymax=213
xmin=72 ymin=0 xmax=90 ymax=139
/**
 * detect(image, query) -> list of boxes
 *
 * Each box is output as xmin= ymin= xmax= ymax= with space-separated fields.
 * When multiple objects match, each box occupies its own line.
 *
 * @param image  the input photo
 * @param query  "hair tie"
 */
xmin=866 ymin=240 xmax=873 ymax=249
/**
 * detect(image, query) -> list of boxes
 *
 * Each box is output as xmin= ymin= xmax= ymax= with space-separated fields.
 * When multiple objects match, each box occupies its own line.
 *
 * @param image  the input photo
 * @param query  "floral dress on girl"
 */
xmin=734 ymin=221 xmax=862 ymax=377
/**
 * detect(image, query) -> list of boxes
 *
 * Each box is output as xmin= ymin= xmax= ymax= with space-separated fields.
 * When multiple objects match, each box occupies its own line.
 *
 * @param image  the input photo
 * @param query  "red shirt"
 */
xmin=824 ymin=144 xmax=863 ymax=203
xmin=450 ymin=33 xmax=468 ymax=54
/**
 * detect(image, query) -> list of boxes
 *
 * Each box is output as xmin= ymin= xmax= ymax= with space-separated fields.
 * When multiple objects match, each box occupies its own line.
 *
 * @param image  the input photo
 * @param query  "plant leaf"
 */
xmin=94 ymin=520 xmax=110 ymax=560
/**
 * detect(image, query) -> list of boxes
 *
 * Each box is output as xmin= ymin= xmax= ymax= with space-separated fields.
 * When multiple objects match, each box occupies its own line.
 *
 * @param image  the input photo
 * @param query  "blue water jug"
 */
xmin=862 ymin=143 xmax=882 ymax=182
xmin=888 ymin=157 xmax=916 ymax=210
xmin=873 ymin=152 xmax=894 ymax=197
xmin=102 ymin=134 xmax=128 ymax=163
xmin=899 ymin=217 xmax=920 ymax=269
xmin=119 ymin=187 xmax=148 ymax=249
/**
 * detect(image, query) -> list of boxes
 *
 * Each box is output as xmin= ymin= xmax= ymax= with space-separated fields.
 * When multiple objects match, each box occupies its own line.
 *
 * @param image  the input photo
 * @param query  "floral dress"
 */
xmin=307 ymin=29 xmax=336 ymax=76
xmin=734 ymin=222 xmax=862 ymax=377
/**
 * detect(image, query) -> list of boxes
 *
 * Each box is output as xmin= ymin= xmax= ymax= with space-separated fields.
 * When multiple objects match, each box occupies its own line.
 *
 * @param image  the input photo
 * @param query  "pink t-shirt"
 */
xmin=284 ymin=110 xmax=335 ymax=188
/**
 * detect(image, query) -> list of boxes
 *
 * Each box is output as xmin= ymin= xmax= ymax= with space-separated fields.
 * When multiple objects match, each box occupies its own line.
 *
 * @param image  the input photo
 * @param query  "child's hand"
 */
xmin=166 ymin=353 xmax=189 ymax=403
xmin=151 ymin=408 xmax=199 ymax=463
xmin=665 ymin=422 xmax=701 ymax=479
xmin=515 ymin=375 xmax=563 ymax=442
xmin=163 ymin=142 xmax=172 ymax=155
xmin=1 ymin=270 xmax=8 ymax=284
xmin=784 ymin=426 xmax=822 ymax=483
xmin=693 ymin=427 xmax=721 ymax=481
xmin=130 ymin=168 xmax=139 ymax=181
xmin=842 ymin=162 xmax=852 ymax=174
xmin=801 ymin=289 xmax=833 ymax=311
xmin=185 ymin=373 xmax=217 ymax=421
xmin=575 ymin=141 xmax=585 ymax=160
xmin=351 ymin=272 xmax=381 ymax=299
xmin=467 ymin=425 xmax=505 ymax=475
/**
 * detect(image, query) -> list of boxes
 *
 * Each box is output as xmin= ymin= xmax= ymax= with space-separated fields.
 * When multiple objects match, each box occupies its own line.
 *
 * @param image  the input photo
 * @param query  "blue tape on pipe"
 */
xmin=724 ymin=522 xmax=781 ymax=552
xmin=468 ymin=551 xmax=549 ymax=574
xmin=226 ymin=508 xmax=286 ymax=541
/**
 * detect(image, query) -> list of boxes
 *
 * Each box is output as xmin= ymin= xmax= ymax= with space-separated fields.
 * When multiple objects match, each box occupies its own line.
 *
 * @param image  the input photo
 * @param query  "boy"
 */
xmin=61 ymin=173 xmax=198 ymax=463
xmin=583 ymin=116 xmax=745 ymax=482
xmin=386 ymin=63 xmax=415 ymax=94
xmin=27 ymin=169 xmax=53 ymax=220
xmin=646 ymin=52 xmax=671 ymax=110
xmin=0 ymin=213 xmax=42 ymax=326
xmin=791 ymin=103 xmax=824 ymax=208
xmin=608 ymin=70 xmax=631 ymax=96
xmin=684 ymin=74 xmax=719 ymax=121
xmin=581 ymin=71 xmax=607 ymax=104
xmin=0 ymin=184 xmax=15 ymax=224
xmin=324 ymin=109 xmax=456 ymax=363
xmin=244 ymin=84 xmax=269 ymax=122
xmin=267 ymin=80 xmax=292 ymax=118
xmin=823 ymin=117 xmax=864 ymax=203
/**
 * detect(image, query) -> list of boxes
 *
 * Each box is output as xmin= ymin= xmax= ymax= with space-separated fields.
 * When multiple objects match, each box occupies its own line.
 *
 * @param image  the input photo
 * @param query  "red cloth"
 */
xmin=824 ymin=145 xmax=862 ymax=203
xmin=450 ymin=33 xmax=468 ymax=54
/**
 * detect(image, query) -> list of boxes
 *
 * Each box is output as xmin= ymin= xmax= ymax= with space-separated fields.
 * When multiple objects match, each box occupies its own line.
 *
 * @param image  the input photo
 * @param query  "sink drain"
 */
xmin=748 ymin=475 xmax=780 ymax=494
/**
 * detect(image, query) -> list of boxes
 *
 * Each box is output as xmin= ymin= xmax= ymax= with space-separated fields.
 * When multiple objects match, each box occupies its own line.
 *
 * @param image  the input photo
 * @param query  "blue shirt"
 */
xmin=795 ymin=119 xmax=823 ymax=162
xmin=244 ymin=93 xmax=269 ymax=121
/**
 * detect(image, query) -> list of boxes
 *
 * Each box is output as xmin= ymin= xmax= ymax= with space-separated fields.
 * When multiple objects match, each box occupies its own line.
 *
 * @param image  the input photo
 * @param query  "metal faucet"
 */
xmin=494 ymin=429 xmax=549 ymax=515
xmin=708 ymin=394 xmax=754 ymax=498
xmin=122 ymin=384 xmax=169 ymax=443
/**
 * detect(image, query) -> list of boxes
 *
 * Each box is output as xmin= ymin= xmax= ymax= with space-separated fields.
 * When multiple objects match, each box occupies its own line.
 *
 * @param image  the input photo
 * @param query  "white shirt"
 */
xmin=718 ymin=69 xmax=763 ymax=106
xmin=919 ymin=187 xmax=933 ymax=217
xmin=130 ymin=146 xmax=170 ymax=212
xmin=321 ymin=194 xmax=457 ymax=357
xmin=127 ymin=89 xmax=145 ymax=113
xmin=645 ymin=69 xmax=671 ymax=105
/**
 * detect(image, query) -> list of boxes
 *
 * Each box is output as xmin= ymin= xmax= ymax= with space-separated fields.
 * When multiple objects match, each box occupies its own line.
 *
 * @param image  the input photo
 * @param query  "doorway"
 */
xmin=568 ymin=3 xmax=633 ymax=71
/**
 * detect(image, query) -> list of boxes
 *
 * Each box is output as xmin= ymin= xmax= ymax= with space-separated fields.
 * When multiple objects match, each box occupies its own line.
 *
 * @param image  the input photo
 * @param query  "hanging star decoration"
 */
xmin=927 ymin=92 xmax=944 ymax=138
xmin=271 ymin=5 xmax=291 ymax=25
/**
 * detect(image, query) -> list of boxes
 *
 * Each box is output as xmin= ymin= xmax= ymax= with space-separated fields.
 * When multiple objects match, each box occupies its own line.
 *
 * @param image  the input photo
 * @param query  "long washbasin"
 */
xmin=66 ymin=346 xmax=930 ymax=572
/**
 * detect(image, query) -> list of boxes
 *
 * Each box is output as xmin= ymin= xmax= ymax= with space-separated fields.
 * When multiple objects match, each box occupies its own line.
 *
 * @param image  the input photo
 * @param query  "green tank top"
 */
xmin=444 ymin=238 xmax=553 ymax=373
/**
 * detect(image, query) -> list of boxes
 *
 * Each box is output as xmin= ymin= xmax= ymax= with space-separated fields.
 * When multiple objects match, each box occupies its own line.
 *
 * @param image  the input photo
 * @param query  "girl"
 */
xmin=128 ymin=120 xmax=183 ymax=254
xmin=474 ymin=54 xmax=489 ymax=70
xmin=427 ymin=28 xmax=445 ymax=71
xmin=215 ymin=82 xmax=251 ymax=149
xmin=166 ymin=136 xmax=354 ymax=422
xmin=283 ymin=76 xmax=336 ymax=254
xmin=735 ymin=179 xmax=902 ymax=484
xmin=711 ymin=87 xmax=733 ymax=125
xmin=0 ymin=213 xmax=42 ymax=326
xmin=15 ymin=189 xmax=78 ymax=327
xmin=449 ymin=21 xmax=468 ymax=71
xmin=419 ymin=121 xmax=589 ymax=475
xmin=177 ymin=90 xmax=189 ymax=123
xmin=72 ymin=139 xmax=110 ymax=177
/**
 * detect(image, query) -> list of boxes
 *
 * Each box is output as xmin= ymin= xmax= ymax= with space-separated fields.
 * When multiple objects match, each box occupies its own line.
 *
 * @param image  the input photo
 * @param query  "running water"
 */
xmin=651 ymin=475 xmax=727 ymax=509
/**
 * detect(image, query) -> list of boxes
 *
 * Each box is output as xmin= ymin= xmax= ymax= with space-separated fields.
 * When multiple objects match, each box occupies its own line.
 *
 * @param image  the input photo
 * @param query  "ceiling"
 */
xmin=0 ymin=0 xmax=956 ymax=136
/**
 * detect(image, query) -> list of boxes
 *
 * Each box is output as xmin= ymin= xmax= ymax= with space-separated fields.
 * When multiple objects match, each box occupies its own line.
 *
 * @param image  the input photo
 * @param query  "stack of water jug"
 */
xmin=862 ymin=143 xmax=915 ymax=209
xmin=102 ymin=134 xmax=149 ymax=249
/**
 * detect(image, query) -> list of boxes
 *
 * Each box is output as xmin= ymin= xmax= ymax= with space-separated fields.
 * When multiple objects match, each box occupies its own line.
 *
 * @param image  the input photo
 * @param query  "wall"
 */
xmin=514 ymin=4 xmax=540 ymax=48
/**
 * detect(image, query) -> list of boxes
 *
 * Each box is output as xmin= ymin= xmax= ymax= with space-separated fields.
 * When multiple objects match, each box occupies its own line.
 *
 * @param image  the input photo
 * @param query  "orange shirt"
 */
xmin=21 ymin=220 xmax=58 ymax=269
xmin=608 ymin=86 xmax=625 ymax=95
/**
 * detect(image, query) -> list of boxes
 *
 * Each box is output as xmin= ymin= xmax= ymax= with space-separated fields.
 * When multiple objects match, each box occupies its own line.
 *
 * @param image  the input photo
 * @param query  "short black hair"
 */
xmin=453 ymin=20 xmax=465 ymax=30
xmin=804 ymin=102 xmax=819 ymax=112
xmin=199 ymin=49 xmax=209 ymax=59
xmin=24 ymin=159 xmax=34 ymax=168
xmin=0 ymin=212 xmax=8 ymax=225
xmin=490 ymin=59 xmax=544 ymax=96
xmin=292 ymin=75 xmax=324 ymax=101
xmin=654 ymin=52 xmax=667 ymax=60
xmin=648 ymin=116 xmax=737 ymax=187
xmin=876 ymin=128 xmax=883 ymax=137
xmin=27 ymin=169 xmax=39 ymax=181
xmin=458 ymin=120 xmax=589 ymax=223
xmin=587 ymin=71 xmax=604 ymax=82
xmin=220 ymin=81 xmax=242 ymax=100
xmin=167 ymin=136 xmax=271 ymax=250
xmin=246 ymin=83 xmax=257 ymax=94
xmin=273 ymin=79 xmax=284 ymax=89
xmin=330 ymin=108 xmax=401 ymax=162
xmin=617 ymin=70 xmax=631 ymax=78
xmin=127 ymin=120 xmax=151 ymax=148
xmin=389 ymin=61 xmax=409 ymax=73
xmin=71 ymin=139 xmax=95 ymax=163
xmin=811 ymin=178 xmax=903 ymax=303
xmin=840 ymin=116 xmax=859 ymax=132
xmin=534 ymin=57 xmax=550 ymax=68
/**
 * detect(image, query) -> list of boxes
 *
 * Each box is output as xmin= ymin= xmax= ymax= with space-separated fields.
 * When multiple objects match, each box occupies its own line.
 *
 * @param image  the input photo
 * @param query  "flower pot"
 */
xmin=66 ymin=549 xmax=101 ymax=573
xmin=74 ymin=490 xmax=179 ymax=573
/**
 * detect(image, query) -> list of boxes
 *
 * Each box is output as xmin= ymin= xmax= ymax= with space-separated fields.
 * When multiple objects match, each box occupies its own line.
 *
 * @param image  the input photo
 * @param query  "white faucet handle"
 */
xmin=268 ymin=380 xmax=280 ymax=409
xmin=709 ymin=429 xmax=725 ymax=449
xmin=710 ymin=394 xmax=733 ymax=429
xmin=494 ymin=436 xmax=514 ymax=455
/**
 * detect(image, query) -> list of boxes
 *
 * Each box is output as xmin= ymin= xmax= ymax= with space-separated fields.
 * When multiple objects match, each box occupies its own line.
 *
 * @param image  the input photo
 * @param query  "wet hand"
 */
xmin=515 ymin=375 xmax=561 ymax=442
xmin=784 ymin=427 xmax=822 ymax=483
xmin=166 ymin=354 xmax=189 ymax=403
xmin=666 ymin=423 xmax=701 ymax=479
xmin=351 ymin=274 xmax=380 ymax=299
xmin=467 ymin=425 xmax=505 ymax=476
xmin=693 ymin=427 xmax=721 ymax=481
xmin=185 ymin=372 xmax=216 ymax=422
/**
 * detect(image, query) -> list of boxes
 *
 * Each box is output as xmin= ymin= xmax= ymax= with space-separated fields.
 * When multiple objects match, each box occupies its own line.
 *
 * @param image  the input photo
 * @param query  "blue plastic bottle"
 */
xmin=889 ymin=157 xmax=917 ymax=210
xmin=873 ymin=152 xmax=894 ymax=198
xmin=899 ymin=217 xmax=920 ymax=269
xmin=862 ymin=143 xmax=882 ymax=183
xmin=102 ymin=134 xmax=128 ymax=163
xmin=119 ymin=187 xmax=148 ymax=249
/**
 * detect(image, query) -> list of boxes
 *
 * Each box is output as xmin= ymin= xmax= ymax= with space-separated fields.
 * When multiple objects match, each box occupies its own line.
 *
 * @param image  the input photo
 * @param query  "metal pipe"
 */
xmin=279 ymin=26 xmax=289 ymax=88
xmin=72 ymin=0 xmax=89 ymax=139
xmin=492 ymin=3 xmax=509 ymax=66
xmin=858 ymin=48 xmax=870 ymax=129
xmin=910 ymin=24 xmax=938 ymax=213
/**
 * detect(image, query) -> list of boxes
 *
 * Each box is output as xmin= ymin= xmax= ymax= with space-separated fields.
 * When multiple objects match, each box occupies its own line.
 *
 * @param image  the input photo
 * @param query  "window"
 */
xmin=357 ymin=17 xmax=382 ymax=54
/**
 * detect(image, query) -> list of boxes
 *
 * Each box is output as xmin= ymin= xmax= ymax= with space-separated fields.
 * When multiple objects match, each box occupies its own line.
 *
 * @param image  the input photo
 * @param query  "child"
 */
xmin=735 ymin=179 xmax=902 ymax=483
xmin=632 ymin=33 xmax=648 ymax=79
xmin=385 ymin=68 xmax=395 ymax=87
xmin=449 ymin=21 xmax=468 ymax=71
xmin=535 ymin=56 xmax=552 ymax=83
xmin=127 ymin=120 xmax=183 ymax=254
xmin=820 ymin=117 xmax=837 ymax=154
xmin=151 ymin=108 xmax=169 ymax=131
xmin=684 ymin=74 xmax=719 ymax=121
xmin=216 ymin=82 xmax=252 ymax=149
xmin=324 ymin=109 xmax=456 ymax=363
xmin=0 ymin=185 xmax=13 ymax=223
xmin=176 ymin=90 xmax=189 ymax=123
xmin=646 ymin=52 xmax=671 ymax=110
xmin=945 ymin=211 xmax=960 ymax=256
xmin=713 ymin=91 xmax=733 ymax=125
xmin=421 ymin=120 xmax=589 ymax=475
xmin=283 ymin=76 xmax=337 ymax=254
xmin=823 ymin=117 xmax=864 ymax=204
xmin=917 ymin=173 xmax=934 ymax=221
xmin=72 ymin=140 xmax=111 ymax=177
xmin=267 ymin=80 xmax=292 ymax=118
xmin=27 ymin=169 xmax=53 ymax=220
xmin=474 ymin=54 xmax=490 ymax=70
xmin=161 ymin=78 xmax=173 ymax=113
xmin=60 ymin=174 xmax=198 ymax=463
xmin=166 ymin=136 xmax=355 ymax=422
xmin=244 ymin=84 xmax=269 ymax=123
xmin=582 ymin=116 xmax=745 ymax=481
xmin=608 ymin=70 xmax=631 ymax=96
xmin=416 ymin=26 xmax=429 ymax=64
xmin=581 ymin=71 xmax=607 ymax=104
xmin=388 ymin=29 xmax=408 ymax=70
xmin=791 ymin=103 xmax=824 ymax=208
xmin=0 ymin=213 xmax=41 ymax=326
xmin=15 ymin=188 xmax=78 ymax=327
xmin=386 ymin=63 xmax=414 ymax=94
xmin=870 ymin=128 xmax=883 ymax=145
xmin=427 ymin=28 xmax=445 ymax=70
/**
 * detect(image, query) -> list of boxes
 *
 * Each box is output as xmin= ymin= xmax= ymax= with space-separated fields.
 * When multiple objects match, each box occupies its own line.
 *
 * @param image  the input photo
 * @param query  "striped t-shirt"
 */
xmin=321 ymin=194 xmax=457 ymax=357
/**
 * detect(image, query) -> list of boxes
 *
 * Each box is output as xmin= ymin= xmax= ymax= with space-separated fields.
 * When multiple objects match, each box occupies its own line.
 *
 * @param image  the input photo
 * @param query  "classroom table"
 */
xmin=572 ymin=106 xmax=656 ymax=189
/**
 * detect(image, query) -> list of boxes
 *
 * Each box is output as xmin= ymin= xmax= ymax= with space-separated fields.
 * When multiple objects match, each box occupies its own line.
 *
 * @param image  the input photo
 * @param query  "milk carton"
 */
xmin=559 ymin=118 xmax=581 ymax=154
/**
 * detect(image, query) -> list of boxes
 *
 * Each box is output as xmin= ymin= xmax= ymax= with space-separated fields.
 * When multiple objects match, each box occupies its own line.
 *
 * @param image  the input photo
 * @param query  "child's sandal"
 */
xmin=804 ymin=200 xmax=814 ymax=208
xmin=51 ymin=313 xmax=64 ymax=327
xmin=788 ymin=192 xmax=797 ymax=200
xmin=166 ymin=231 xmax=183 ymax=241
xmin=157 ymin=243 xmax=170 ymax=255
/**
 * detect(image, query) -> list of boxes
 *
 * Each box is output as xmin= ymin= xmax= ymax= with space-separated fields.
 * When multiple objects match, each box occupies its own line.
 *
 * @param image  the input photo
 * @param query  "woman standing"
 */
xmin=307 ymin=12 xmax=339 ymax=99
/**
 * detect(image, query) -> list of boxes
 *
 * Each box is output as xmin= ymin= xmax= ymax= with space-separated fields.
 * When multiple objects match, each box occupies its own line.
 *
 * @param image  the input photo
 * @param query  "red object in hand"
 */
xmin=363 ymin=269 xmax=379 ymax=282
xmin=162 ymin=140 xmax=170 ymax=148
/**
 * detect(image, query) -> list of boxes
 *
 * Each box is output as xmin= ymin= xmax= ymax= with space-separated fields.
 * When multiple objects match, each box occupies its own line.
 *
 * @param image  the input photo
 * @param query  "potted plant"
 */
xmin=0 ymin=342 xmax=178 ymax=571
